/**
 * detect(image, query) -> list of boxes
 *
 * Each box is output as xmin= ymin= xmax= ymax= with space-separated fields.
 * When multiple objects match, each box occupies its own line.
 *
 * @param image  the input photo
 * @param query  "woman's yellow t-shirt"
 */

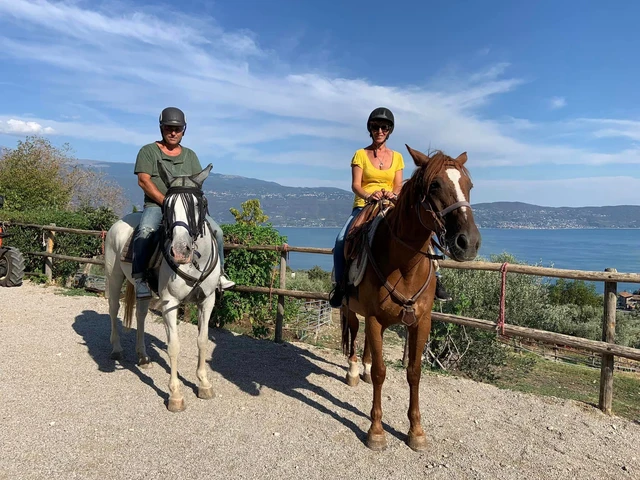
xmin=351 ymin=149 xmax=405 ymax=208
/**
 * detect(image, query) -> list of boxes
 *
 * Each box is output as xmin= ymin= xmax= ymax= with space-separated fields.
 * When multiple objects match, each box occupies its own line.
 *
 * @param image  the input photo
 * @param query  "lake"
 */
xmin=276 ymin=227 xmax=640 ymax=294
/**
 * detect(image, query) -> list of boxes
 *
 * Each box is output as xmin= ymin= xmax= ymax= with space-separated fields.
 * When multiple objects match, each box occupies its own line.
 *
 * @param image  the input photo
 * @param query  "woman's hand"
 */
xmin=368 ymin=190 xmax=384 ymax=202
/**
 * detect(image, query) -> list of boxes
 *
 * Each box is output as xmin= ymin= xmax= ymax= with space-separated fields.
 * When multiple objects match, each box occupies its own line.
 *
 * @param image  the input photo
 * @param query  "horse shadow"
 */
xmin=208 ymin=328 xmax=405 ymax=445
xmin=71 ymin=309 xmax=198 ymax=406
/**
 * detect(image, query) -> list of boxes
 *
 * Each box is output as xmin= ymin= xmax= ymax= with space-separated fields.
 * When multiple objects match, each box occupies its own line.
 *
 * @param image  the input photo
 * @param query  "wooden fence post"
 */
xmin=275 ymin=250 xmax=287 ymax=343
xmin=44 ymin=223 xmax=55 ymax=281
xmin=599 ymin=267 xmax=617 ymax=415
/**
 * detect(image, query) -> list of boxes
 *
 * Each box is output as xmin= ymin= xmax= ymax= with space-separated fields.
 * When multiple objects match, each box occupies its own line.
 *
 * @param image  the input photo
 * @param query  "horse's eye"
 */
xmin=430 ymin=181 xmax=440 ymax=191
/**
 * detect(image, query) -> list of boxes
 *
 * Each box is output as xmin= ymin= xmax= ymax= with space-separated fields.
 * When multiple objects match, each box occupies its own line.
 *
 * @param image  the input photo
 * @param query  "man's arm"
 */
xmin=137 ymin=173 xmax=165 ymax=206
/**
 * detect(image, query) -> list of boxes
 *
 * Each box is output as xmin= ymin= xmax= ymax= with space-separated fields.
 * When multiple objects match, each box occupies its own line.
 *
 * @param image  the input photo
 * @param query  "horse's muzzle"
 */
xmin=448 ymin=232 xmax=481 ymax=262
xmin=170 ymin=242 xmax=193 ymax=265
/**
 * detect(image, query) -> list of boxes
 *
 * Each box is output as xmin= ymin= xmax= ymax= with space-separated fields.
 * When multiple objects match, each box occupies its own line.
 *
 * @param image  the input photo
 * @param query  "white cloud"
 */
xmin=549 ymin=96 xmax=567 ymax=110
xmin=0 ymin=118 xmax=54 ymax=135
xmin=0 ymin=0 xmax=639 ymax=183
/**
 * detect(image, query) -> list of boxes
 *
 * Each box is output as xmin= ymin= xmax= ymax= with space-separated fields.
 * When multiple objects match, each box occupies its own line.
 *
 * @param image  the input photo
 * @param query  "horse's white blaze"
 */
xmin=446 ymin=168 xmax=468 ymax=219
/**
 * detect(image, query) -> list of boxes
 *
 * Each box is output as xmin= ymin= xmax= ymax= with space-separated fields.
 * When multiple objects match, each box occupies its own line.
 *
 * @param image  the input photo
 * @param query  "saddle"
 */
xmin=342 ymin=200 xmax=395 ymax=288
xmin=121 ymin=227 xmax=163 ymax=293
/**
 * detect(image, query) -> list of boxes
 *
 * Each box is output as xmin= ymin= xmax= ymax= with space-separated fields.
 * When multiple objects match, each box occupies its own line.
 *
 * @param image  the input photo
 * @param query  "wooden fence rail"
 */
xmin=8 ymin=221 xmax=640 ymax=416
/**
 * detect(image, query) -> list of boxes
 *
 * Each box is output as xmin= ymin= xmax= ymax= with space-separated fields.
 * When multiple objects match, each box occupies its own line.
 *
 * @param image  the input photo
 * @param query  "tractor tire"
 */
xmin=0 ymin=247 xmax=25 ymax=287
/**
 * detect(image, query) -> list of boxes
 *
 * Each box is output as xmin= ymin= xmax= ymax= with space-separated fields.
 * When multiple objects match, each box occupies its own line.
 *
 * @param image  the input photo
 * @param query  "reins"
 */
xmin=363 ymin=193 xmax=472 ymax=327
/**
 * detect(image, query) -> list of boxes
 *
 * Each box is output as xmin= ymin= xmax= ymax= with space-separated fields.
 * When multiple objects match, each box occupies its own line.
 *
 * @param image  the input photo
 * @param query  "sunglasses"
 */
xmin=162 ymin=125 xmax=185 ymax=133
xmin=369 ymin=123 xmax=391 ymax=132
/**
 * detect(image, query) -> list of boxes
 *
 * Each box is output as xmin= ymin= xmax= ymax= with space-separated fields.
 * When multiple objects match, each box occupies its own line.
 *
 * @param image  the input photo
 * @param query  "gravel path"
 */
xmin=1 ymin=282 xmax=639 ymax=480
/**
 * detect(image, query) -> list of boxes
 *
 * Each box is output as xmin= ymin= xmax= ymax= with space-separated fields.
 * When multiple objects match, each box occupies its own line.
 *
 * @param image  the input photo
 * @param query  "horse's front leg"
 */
xmin=365 ymin=316 xmax=387 ymax=451
xmin=162 ymin=298 xmax=186 ymax=412
xmin=196 ymin=294 xmax=216 ymax=400
xmin=405 ymin=315 xmax=431 ymax=451
xmin=135 ymin=297 xmax=152 ymax=368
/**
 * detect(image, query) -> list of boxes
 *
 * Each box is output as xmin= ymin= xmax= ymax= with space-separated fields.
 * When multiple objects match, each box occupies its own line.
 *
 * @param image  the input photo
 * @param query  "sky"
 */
xmin=1 ymin=0 xmax=640 ymax=207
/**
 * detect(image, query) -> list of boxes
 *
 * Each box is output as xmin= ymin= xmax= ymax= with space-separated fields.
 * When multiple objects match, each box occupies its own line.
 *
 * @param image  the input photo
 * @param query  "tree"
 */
xmin=0 ymin=136 xmax=125 ymax=213
xmin=230 ymin=199 xmax=269 ymax=226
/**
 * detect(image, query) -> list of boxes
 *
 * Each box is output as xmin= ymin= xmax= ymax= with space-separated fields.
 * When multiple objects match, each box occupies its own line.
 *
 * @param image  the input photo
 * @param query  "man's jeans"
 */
xmin=332 ymin=207 xmax=363 ymax=283
xmin=131 ymin=206 xmax=226 ymax=279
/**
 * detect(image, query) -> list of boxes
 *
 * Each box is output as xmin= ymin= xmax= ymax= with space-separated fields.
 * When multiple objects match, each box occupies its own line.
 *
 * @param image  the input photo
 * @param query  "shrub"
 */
xmin=0 ymin=206 xmax=118 ymax=281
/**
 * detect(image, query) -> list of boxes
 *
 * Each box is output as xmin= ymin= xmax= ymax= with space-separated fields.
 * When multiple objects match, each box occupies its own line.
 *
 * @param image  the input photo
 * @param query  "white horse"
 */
xmin=104 ymin=163 xmax=221 ymax=412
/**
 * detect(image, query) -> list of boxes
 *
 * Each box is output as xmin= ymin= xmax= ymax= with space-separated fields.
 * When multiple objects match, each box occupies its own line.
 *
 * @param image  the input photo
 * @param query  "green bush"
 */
xmin=210 ymin=222 xmax=288 ymax=337
xmin=0 ymin=206 xmax=118 ymax=281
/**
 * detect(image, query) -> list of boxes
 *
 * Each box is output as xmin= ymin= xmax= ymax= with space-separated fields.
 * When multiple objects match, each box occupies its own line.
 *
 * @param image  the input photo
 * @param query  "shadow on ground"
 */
xmin=209 ymin=327 xmax=406 ymax=446
xmin=72 ymin=309 xmax=197 ymax=406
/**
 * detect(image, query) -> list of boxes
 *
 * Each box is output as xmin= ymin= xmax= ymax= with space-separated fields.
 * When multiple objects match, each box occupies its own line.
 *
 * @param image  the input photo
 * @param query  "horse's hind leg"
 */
xmin=343 ymin=307 xmax=360 ymax=386
xmin=362 ymin=330 xmax=373 ymax=384
xmin=195 ymin=294 xmax=216 ymax=400
xmin=135 ymin=297 xmax=152 ymax=368
xmin=108 ymin=268 xmax=125 ymax=360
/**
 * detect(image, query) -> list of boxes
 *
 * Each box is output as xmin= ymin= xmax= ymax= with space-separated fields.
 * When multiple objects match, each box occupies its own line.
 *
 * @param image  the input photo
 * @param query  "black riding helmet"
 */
xmin=367 ymin=107 xmax=394 ymax=134
xmin=159 ymin=107 xmax=187 ymax=133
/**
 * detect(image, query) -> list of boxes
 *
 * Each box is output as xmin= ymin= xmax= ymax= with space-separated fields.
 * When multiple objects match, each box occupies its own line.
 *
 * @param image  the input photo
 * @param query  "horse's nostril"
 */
xmin=456 ymin=234 xmax=468 ymax=250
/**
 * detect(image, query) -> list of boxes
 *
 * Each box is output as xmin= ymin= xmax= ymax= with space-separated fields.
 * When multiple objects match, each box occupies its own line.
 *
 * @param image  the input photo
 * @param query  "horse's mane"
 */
xmin=390 ymin=150 xmax=470 ymax=230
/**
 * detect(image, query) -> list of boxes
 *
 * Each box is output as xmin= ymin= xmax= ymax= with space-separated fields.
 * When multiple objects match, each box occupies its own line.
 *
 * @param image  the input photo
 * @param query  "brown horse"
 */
xmin=341 ymin=144 xmax=481 ymax=451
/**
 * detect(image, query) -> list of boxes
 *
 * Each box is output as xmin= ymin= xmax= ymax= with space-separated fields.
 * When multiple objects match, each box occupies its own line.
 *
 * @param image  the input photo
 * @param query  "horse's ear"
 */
xmin=190 ymin=163 xmax=213 ymax=189
xmin=158 ymin=161 xmax=174 ymax=187
xmin=405 ymin=144 xmax=430 ymax=166
xmin=455 ymin=152 xmax=468 ymax=165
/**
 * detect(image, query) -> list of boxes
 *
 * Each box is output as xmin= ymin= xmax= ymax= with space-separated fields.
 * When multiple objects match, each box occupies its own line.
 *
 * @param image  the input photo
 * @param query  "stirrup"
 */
xmin=135 ymin=278 xmax=152 ymax=299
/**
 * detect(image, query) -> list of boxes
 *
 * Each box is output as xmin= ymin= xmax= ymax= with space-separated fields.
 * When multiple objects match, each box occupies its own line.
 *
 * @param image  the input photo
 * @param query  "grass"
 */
xmin=491 ymin=352 xmax=640 ymax=420
xmin=56 ymin=287 xmax=99 ymax=297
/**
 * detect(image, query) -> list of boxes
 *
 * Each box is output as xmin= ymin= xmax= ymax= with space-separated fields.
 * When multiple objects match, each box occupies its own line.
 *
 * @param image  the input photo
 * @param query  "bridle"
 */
xmin=160 ymin=185 xmax=218 ymax=289
xmin=416 ymin=196 xmax=471 ymax=258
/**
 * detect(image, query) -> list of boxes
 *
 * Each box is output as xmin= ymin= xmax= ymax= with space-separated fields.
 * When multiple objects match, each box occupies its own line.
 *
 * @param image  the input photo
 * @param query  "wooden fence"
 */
xmin=7 ymin=221 xmax=640 ymax=416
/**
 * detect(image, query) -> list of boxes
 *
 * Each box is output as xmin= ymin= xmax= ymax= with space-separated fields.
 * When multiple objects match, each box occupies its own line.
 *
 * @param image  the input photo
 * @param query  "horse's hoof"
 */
xmin=407 ymin=432 xmax=428 ymax=452
xmin=138 ymin=358 xmax=152 ymax=369
xmin=110 ymin=351 xmax=122 ymax=360
xmin=361 ymin=373 xmax=372 ymax=384
xmin=345 ymin=373 xmax=359 ymax=387
xmin=366 ymin=433 xmax=387 ymax=451
xmin=198 ymin=385 xmax=214 ymax=400
xmin=167 ymin=397 xmax=186 ymax=413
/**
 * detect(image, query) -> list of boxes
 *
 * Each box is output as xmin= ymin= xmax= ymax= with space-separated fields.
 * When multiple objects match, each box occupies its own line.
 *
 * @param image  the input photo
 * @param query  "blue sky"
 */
xmin=1 ymin=0 xmax=640 ymax=207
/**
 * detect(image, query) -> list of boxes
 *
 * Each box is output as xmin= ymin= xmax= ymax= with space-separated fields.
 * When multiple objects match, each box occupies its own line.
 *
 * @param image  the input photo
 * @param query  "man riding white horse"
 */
xmin=131 ymin=106 xmax=235 ymax=298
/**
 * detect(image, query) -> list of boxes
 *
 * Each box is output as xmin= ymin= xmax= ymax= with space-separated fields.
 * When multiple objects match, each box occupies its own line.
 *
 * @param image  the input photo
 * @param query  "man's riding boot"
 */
xmin=435 ymin=277 xmax=452 ymax=302
xmin=219 ymin=270 xmax=235 ymax=290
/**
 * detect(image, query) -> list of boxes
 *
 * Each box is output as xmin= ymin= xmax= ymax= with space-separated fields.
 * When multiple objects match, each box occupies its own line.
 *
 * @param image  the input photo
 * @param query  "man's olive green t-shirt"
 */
xmin=134 ymin=143 xmax=203 ymax=207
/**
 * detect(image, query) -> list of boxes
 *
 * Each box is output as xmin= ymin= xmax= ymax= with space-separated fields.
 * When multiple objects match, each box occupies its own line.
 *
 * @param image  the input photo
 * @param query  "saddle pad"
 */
xmin=347 ymin=214 xmax=384 ymax=287
xmin=120 ymin=230 xmax=162 ymax=270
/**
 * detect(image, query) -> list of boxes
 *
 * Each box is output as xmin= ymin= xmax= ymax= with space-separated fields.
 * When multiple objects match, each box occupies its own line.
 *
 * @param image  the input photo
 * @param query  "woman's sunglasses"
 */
xmin=369 ymin=123 xmax=391 ymax=132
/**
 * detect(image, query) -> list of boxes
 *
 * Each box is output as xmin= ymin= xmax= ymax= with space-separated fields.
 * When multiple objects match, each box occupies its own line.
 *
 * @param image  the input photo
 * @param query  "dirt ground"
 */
xmin=2 ymin=281 xmax=639 ymax=480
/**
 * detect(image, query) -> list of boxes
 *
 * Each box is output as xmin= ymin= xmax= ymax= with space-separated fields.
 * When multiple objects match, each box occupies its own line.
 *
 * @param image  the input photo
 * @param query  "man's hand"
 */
xmin=137 ymin=173 xmax=165 ymax=206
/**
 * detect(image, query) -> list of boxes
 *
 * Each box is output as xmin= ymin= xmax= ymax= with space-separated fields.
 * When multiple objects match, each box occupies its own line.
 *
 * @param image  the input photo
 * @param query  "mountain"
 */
xmin=83 ymin=160 xmax=640 ymax=228
xmin=81 ymin=160 xmax=354 ymax=227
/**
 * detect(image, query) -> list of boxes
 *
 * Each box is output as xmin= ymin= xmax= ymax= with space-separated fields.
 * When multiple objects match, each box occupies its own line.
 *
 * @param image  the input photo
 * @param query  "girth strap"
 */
xmin=363 ymin=237 xmax=435 ymax=327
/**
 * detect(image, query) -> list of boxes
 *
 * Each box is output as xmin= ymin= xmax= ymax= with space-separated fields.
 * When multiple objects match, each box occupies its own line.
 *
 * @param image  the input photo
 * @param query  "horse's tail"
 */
xmin=123 ymin=281 xmax=135 ymax=331
xmin=341 ymin=306 xmax=350 ymax=357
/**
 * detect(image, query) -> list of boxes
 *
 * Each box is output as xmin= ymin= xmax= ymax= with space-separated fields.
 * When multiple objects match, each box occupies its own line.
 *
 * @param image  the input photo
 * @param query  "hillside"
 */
xmin=84 ymin=160 xmax=640 ymax=228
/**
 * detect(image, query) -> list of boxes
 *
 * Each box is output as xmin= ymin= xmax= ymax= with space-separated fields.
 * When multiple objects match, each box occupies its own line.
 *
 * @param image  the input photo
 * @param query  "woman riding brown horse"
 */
xmin=340 ymin=145 xmax=481 ymax=451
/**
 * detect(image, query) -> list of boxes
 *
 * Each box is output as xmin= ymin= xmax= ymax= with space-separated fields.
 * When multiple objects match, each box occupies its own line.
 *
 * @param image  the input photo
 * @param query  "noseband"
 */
xmin=417 ymin=196 xmax=471 ymax=258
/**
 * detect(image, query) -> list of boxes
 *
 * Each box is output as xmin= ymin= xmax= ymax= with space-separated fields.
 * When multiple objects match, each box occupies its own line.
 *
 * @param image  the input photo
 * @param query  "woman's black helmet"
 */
xmin=367 ymin=107 xmax=394 ymax=133
xmin=159 ymin=107 xmax=187 ymax=128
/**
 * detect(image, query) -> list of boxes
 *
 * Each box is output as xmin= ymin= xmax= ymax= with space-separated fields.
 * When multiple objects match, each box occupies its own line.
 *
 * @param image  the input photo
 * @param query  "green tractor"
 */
xmin=0 ymin=195 xmax=25 ymax=287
